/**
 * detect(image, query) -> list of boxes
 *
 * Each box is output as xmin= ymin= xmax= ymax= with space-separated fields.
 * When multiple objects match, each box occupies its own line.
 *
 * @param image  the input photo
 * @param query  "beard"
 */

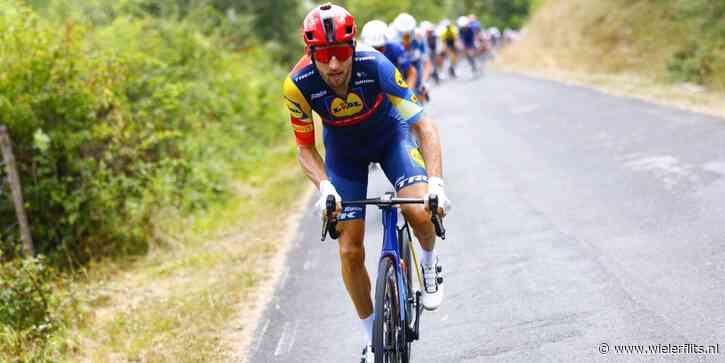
xmin=324 ymin=68 xmax=349 ymax=89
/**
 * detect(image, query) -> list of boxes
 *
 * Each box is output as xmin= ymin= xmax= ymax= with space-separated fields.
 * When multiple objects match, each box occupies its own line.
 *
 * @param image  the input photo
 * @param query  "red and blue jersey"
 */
xmin=283 ymin=44 xmax=424 ymax=158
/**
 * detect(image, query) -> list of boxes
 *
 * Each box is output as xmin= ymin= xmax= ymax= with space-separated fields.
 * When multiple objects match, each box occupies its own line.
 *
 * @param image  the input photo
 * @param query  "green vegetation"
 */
xmin=337 ymin=0 xmax=534 ymax=29
xmin=504 ymin=0 xmax=725 ymax=92
xmin=665 ymin=0 xmax=725 ymax=88
xmin=1 ymin=0 xmax=302 ymax=359
xmin=0 ymin=0 xmax=534 ymax=360
xmin=0 ymin=0 xmax=295 ymax=265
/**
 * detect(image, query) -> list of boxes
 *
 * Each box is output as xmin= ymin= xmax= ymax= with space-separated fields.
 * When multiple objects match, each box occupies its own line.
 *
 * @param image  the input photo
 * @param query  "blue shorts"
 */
xmin=325 ymin=132 xmax=428 ymax=221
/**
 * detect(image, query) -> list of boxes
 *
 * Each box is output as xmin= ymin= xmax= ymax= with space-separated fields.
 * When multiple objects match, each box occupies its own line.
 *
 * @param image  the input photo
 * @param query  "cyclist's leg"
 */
xmin=325 ymin=155 xmax=373 ymax=320
xmin=380 ymin=131 xmax=444 ymax=310
xmin=379 ymin=134 xmax=435 ymax=251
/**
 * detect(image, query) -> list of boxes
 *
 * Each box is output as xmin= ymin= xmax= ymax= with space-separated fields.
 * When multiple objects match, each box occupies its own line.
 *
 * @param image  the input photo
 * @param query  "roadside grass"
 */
xmin=63 ymin=143 xmax=311 ymax=362
xmin=499 ymin=0 xmax=725 ymax=118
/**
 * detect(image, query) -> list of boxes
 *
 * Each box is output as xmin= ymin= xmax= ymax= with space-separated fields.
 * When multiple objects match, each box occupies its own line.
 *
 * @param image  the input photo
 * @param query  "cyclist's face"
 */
xmin=402 ymin=33 xmax=411 ymax=48
xmin=314 ymin=43 xmax=353 ymax=90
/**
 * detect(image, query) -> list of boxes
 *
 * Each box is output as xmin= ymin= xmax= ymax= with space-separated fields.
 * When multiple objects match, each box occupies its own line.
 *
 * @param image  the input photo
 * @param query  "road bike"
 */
xmin=322 ymin=193 xmax=446 ymax=363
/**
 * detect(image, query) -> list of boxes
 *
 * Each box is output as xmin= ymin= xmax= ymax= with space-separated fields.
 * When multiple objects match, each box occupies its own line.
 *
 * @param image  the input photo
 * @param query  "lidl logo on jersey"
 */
xmin=330 ymin=93 xmax=364 ymax=117
xmin=395 ymin=68 xmax=408 ymax=89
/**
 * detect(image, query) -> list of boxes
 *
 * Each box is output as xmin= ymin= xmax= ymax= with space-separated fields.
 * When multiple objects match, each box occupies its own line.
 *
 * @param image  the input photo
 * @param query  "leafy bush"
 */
xmin=0 ymin=256 xmax=61 ymax=361
xmin=0 ymin=1 xmax=289 ymax=265
xmin=663 ymin=0 xmax=725 ymax=88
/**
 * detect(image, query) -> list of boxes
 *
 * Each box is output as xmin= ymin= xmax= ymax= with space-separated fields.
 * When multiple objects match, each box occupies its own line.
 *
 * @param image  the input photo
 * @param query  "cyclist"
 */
xmin=283 ymin=4 xmax=451 ymax=362
xmin=392 ymin=13 xmax=431 ymax=103
xmin=457 ymin=16 xmax=480 ymax=75
xmin=467 ymin=14 xmax=487 ymax=60
xmin=489 ymin=26 xmax=501 ymax=49
xmin=439 ymin=19 xmax=459 ymax=78
xmin=360 ymin=20 xmax=416 ymax=89
xmin=419 ymin=20 xmax=441 ymax=84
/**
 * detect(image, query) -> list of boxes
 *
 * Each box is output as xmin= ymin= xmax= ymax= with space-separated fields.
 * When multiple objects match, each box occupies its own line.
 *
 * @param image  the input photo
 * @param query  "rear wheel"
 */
xmin=374 ymin=257 xmax=403 ymax=363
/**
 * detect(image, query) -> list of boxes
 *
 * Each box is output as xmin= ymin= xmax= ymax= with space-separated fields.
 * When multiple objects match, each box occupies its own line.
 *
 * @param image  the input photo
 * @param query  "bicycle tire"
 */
xmin=398 ymin=224 xmax=413 ymax=363
xmin=373 ymin=256 xmax=403 ymax=363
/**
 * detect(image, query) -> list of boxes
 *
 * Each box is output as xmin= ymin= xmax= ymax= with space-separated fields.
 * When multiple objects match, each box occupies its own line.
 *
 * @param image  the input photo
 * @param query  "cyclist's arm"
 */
xmin=375 ymin=53 xmax=441 ymax=176
xmin=297 ymin=144 xmax=329 ymax=187
xmin=411 ymin=116 xmax=442 ymax=178
xmin=422 ymin=57 xmax=432 ymax=82
xmin=406 ymin=66 xmax=418 ymax=91
xmin=283 ymin=75 xmax=329 ymax=187
xmin=418 ymin=42 xmax=432 ymax=82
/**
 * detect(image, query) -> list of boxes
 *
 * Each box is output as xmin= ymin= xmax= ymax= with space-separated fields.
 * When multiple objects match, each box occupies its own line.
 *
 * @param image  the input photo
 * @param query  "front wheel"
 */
xmin=374 ymin=256 xmax=405 ymax=363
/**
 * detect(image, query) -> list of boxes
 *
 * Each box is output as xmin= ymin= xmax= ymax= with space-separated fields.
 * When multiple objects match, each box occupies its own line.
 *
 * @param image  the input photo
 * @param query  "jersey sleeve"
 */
xmin=393 ymin=45 xmax=412 ymax=75
xmin=376 ymin=54 xmax=424 ymax=125
xmin=283 ymin=76 xmax=315 ymax=145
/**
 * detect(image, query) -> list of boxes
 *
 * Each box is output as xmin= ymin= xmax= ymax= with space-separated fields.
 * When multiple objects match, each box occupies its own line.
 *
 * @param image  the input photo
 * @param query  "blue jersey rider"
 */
xmin=282 ymin=3 xmax=451 ymax=362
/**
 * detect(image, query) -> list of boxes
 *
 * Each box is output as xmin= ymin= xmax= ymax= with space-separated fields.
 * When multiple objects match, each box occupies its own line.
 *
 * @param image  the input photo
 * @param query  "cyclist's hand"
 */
xmin=425 ymin=176 xmax=451 ymax=217
xmin=316 ymin=180 xmax=342 ymax=220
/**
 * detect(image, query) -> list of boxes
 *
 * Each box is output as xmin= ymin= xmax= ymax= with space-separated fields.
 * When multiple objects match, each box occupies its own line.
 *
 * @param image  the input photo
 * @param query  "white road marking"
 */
xmin=303 ymin=252 xmax=319 ymax=271
xmin=251 ymin=319 xmax=270 ymax=354
xmin=511 ymin=104 xmax=541 ymax=115
xmin=278 ymin=267 xmax=290 ymax=288
xmin=623 ymin=155 xmax=697 ymax=190
xmin=703 ymin=161 xmax=725 ymax=176
xmin=273 ymin=320 xmax=300 ymax=356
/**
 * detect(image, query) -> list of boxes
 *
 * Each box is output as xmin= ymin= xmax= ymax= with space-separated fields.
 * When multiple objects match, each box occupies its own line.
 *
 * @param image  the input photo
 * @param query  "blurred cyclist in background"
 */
xmin=439 ymin=19 xmax=459 ymax=78
xmin=457 ymin=16 xmax=480 ymax=76
xmin=360 ymin=20 xmax=416 ymax=86
xmin=489 ymin=26 xmax=501 ymax=49
xmin=392 ymin=13 xmax=431 ymax=103
xmin=419 ymin=20 xmax=441 ymax=84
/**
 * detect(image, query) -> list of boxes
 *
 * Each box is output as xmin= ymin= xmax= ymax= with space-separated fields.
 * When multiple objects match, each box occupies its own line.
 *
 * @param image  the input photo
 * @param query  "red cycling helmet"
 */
xmin=302 ymin=3 xmax=356 ymax=47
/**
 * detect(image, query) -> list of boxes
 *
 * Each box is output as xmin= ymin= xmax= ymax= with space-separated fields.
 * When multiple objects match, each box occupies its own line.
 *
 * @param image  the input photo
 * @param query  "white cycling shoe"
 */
xmin=360 ymin=344 xmax=374 ymax=363
xmin=421 ymin=257 xmax=444 ymax=310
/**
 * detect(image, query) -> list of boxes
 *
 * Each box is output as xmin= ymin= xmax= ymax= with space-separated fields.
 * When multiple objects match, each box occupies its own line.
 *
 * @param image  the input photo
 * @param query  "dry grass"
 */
xmin=498 ymin=0 xmax=725 ymax=118
xmin=63 ymin=145 xmax=313 ymax=362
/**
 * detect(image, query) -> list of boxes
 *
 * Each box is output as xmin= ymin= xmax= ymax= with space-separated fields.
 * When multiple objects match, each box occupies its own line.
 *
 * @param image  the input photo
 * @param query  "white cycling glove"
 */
xmin=425 ymin=176 xmax=451 ymax=216
xmin=316 ymin=180 xmax=341 ymax=219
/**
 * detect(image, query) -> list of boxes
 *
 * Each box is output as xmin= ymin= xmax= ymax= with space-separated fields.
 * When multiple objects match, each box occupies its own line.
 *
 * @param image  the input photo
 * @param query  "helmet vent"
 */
xmin=305 ymin=31 xmax=315 ymax=40
xmin=320 ymin=3 xmax=332 ymax=10
xmin=323 ymin=17 xmax=335 ymax=42
xmin=345 ymin=25 xmax=353 ymax=34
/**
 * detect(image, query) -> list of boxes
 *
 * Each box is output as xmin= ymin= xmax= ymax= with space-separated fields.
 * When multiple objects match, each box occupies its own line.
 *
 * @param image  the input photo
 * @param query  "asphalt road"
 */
xmin=249 ymin=69 xmax=725 ymax=362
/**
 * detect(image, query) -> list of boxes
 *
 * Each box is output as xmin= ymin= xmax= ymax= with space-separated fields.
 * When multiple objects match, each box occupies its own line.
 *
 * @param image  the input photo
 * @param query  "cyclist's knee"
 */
xmin=339 ymin=242 xmax=365 ymax=266
xmin=400 ymin=205 xmax=435 ymax=241
xmin=338 ymin=221 xmax=365 ymax=265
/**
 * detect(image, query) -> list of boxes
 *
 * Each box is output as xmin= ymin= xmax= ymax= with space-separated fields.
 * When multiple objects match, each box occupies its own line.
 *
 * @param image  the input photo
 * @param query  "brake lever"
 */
xmin=321 ymin=195 xmax=340 ymax=241
xmin=428 ymin=194 xmax=446 ymax=240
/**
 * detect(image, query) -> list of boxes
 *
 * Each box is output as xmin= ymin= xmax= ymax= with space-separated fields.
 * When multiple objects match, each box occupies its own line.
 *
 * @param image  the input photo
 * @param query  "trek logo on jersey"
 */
xmin=395 ymin=68 xmax=408 ymax=89
xmin=330 ymin=93 xmax=364 ymax=117
xmin=285 ymin=97 xmax=305 ymax=119
xmin=354 ymin=79 xmax=375 ymax=86
xmin=310 ymin=90 xmax=328 ymax=100
xmin=294 ymin=70 xmax=314 ymax=82
xmin=338 ymin=206 xmax=363 ymax=220
xmin=395 ymin=175 xmax=428 ymax=190
xmin=409 ymin=148 xmax=425 ymax=168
